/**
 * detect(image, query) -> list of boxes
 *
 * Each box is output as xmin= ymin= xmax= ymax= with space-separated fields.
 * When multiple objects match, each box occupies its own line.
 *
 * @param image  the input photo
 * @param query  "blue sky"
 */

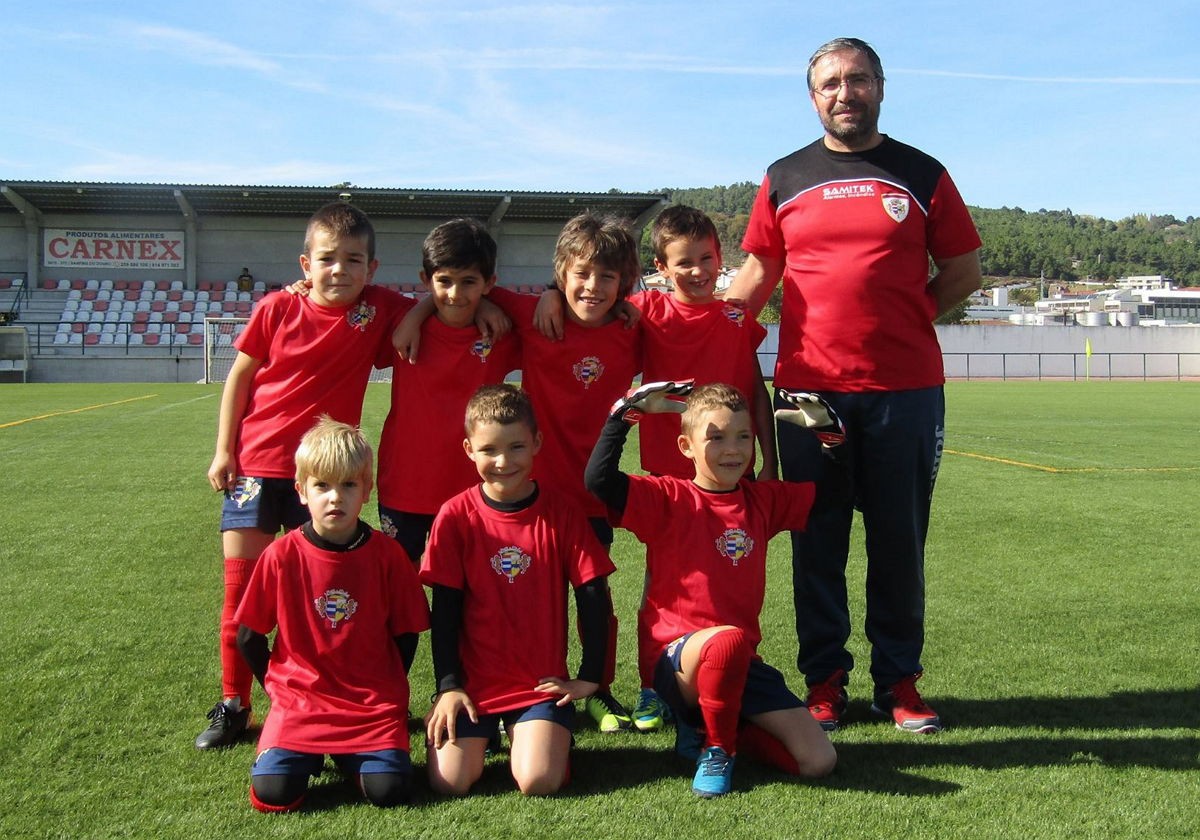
xmin=5 ymin=1 xmax=1199 ymax=220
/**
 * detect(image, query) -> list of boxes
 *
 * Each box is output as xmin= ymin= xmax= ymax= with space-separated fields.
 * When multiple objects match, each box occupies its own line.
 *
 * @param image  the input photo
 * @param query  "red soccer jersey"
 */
xmin=375 ymin=318 xmax=520 ymax=514
xmin=618 ymin=475 xmax=813 ymax=655
xmin=420 ymin=485 xmax=616 ymax=713
xmin=235 ymin=527 xmax=430 ymax=754
xmin=742 ymin=136 xmax=981 ymax=392
xmin=630 ymin=290 xmax=768 ymax=478
xmin=234 ymin=286 xmax=414 ymax=478
xmin=489 ymin=286 xmax=642 ymax=519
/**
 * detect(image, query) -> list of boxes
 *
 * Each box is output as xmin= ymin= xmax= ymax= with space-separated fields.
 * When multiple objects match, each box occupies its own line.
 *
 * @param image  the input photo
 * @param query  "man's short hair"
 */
xmin=422 ymin=218 xmax=498 ymax=279
xmin=465 ymin=384 xmax=539 ymax=436
xmin=806 ymin=37 xmax=886 ymax=91
xmin=680 ymin=382 xmax=748 ymax=437
xmin=552 ymin=213 xmax=640 ymax=299
xmin=650 ymin=205 xmax=721 ymax=263
xmin=294 ymin=415 xmax=374 ymax=484
xmin=304 ymin=201 xmax=377 ymax=261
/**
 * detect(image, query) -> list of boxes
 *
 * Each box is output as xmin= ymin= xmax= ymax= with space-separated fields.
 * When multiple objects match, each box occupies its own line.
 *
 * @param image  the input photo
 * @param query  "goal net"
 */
xmin=203 ymin=317 xmax=394 ymax=384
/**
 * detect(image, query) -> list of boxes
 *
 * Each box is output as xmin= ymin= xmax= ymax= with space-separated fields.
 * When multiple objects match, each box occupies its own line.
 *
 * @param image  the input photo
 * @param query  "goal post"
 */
xmin=203 ymin=317 xmax=248 ymax=383
xmin=202 ymin=316 xmax=394 ymax=384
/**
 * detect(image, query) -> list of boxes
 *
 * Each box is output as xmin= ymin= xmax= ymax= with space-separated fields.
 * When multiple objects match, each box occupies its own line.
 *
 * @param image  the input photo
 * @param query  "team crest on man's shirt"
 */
xmin=882 ymin=193 xmax=910 ymax=224
xmin=716 ymin=528 xmax=755 ymax=566
xmin=314 ymin=588 xmax=358 ymax=629
xmin=347 ymin=301 xmax=376 ymax=331
xmin=573 ymin=355 xmax=605 ymax=388
xmin=722 ymin=302 xmax=746 ymax=326
xmin=491 ymin=545 xmax=533 ymax=582
xmin=471 ymin=337 xmax=494 ymax=362
xmin=230 ymin=477 xmax=262 ymax=509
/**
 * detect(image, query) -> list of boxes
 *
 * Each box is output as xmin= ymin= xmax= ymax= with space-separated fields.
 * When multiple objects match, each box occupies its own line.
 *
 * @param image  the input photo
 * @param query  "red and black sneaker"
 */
xmin=805 ymin=669 xmax=849 ymax=732
xmin=871 ymin=673 xmax=942 ymax=734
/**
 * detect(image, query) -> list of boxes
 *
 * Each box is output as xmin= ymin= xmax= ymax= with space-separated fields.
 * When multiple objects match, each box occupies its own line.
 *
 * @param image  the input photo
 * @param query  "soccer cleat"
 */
xmin=632 ymin=688 xmax=671 ymax=732
xmin=871 ymin=673 xmax=942 ymax=734
xmin=195 ymin=699 xmax=250 ymax=750
xmin=585 ymin=691 xmax=633 ymax=733
xmin=692 ymin=746 xmax=735 ymax=798
xmin=674 ymin=717 xmax=704 ymax=762
xmin=805 ymin=669 xmax=849 ymax=731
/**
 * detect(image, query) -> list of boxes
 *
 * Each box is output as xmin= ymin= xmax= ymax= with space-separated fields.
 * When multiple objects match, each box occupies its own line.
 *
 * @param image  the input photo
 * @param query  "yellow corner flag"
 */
xmin=1085 ymin=338 xmax=1093 ymax=357
xmin=1085 ymin=337 xmax=1093 ymax=381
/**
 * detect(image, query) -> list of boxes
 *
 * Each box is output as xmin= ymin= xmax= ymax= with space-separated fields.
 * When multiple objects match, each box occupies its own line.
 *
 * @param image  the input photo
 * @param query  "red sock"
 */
xmin=738 ymin=722 xmax=802 ymax=775
xmin=694 ymin=628 xmax=752 ymax=754
xmin=220 ymin=557 xmax=256 ymax=705
xmin=249 ymin=785 xmax=303 ymax=814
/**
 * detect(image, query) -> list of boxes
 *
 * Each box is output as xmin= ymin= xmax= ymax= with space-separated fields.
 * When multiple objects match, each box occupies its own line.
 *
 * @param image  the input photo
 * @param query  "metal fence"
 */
xmin=941 ymin=351 xmax=1200 ymax=381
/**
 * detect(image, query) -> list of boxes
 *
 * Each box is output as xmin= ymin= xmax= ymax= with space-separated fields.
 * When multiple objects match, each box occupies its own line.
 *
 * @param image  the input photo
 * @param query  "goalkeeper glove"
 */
xmin=610 ymin=379 xmax=694 ymax=425
xmin=775 ymin=389 xmax=846 ymax=450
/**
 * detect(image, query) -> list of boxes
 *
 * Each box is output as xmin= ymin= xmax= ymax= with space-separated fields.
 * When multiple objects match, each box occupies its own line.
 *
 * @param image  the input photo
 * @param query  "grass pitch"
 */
xmin=0 ymin=380 xmax=1196 ymax=839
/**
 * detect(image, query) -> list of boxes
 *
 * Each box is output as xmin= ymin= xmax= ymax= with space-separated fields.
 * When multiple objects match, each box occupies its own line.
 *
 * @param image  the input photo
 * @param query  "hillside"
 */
xmin=652 ymin=184 xmax=1200 ymax=287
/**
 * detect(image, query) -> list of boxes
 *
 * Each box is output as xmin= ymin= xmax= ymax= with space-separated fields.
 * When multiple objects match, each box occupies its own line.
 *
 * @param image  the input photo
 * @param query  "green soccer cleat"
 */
xmin=584 ymin=691 xmax=633 ymax=733
xmin=632 ymin=688 xmax=671 ymax=732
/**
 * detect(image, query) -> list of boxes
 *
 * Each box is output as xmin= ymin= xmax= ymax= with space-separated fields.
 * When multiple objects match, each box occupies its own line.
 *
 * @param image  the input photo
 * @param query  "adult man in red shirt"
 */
xmin=727 ymin=37 xmax=982 ymax=735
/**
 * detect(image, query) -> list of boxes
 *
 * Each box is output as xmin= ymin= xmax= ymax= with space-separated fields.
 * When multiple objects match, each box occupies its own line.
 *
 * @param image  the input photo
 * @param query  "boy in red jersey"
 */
xmin=487 ymin=213 xmax=643 ymax=733
xmin=402 ymin=213 xmax=643 ymax=733
xmin=375 ymin=218 xmax=520 ymax=566
xmin=585 ymin=381 xmax=838 ymax=797
xmin=421 ymin=385 xmax=615 ymax=796
xmin=538 ymin=205 xmax=777 ymax=732
xmin=198 ymin=202 xmax=415 ymax=750
xmin=235 ymin=417 xmax=429 ymax=812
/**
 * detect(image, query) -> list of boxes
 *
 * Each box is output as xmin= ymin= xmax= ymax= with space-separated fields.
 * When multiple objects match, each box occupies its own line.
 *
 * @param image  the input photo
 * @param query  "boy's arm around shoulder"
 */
xmin=208 ymin=351 xmax=263 ymax=492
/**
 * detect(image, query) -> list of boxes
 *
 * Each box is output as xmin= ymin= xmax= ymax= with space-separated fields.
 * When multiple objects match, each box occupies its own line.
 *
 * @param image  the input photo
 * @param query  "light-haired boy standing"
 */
xmin=199 ymin=202 xmax=414 ymax=749
xmin=235 ymin=417 xmax=429 ymax=812
xmin=586 ymin=381 xmax=839 ymax=797
xmin=422 ymin=385 xmax=614 ymax=796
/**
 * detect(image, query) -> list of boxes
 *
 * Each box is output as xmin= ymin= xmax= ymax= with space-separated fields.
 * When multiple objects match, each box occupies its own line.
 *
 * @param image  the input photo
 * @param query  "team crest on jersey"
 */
xmin=314 ymin=588 xmax=358 ymax=628
xmin=722 ymin=302 xmax=746 ymax=326
xmin=347 ymin=301 xmax=376 ymax=332
xmin=491 ymin=545 xmax=533 ymax=582
xmin=882 ymin=193 xmax=910 ymax=223
xmin=716 ymin=528 xmax=755 ymax=566
xmin=471 ymin=337 xmax=493 ymax=362
xmin=573 ymin=355 xmax=605 ymax=389
xmin=230 ymin=477 xmax=262 ymax=509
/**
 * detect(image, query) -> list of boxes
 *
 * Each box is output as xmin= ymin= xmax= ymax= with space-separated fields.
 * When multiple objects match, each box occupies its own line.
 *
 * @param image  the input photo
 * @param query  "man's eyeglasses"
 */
xmin=811 ymin=75 xmax=879 ymax=99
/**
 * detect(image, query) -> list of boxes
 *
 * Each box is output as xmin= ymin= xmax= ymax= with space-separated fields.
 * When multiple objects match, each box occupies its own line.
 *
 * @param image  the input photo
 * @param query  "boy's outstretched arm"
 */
xmin=208 ymin=351 xmax=262 ymax=492
xmin=236 ymin=624 xmax=270 ymax=688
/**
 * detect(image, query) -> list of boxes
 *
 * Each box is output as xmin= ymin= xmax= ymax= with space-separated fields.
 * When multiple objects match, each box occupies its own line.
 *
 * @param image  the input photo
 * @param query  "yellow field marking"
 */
xmin=0 ymin=394 xmax=158 ymax=429
xmin=945 ymin=448 xmax=1199 ymax=474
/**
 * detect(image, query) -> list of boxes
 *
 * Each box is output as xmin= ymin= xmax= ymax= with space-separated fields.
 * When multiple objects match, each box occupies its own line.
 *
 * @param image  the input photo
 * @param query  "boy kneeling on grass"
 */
xmin=235 ymin=417 xmax=429 ymax=812
xmin=421 ymin=384 xmax=616 ymax=797
xmin=585 ymin=381 xmax=840 ymax=797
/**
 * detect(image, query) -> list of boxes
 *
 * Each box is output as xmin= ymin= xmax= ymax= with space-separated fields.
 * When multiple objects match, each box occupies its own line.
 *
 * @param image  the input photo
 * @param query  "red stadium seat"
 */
xmin=188 ymin=333 xmax=204 ymax=345
xmin=84 ymin=334 xmax=100 ymax=346
xmin=143 ymin=333 xmax=161 ymax=346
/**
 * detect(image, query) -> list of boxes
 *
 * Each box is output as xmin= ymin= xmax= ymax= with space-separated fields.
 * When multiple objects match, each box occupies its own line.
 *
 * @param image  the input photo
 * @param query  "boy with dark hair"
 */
xmin=375 ymin=218 xmax=519 ymax=566
xmin=422 ymin=384 xmax=615 ymax=796
xmin=402 ymin=212 xmax=645 ymax=733
xmin=198 ymin=201 xmax=415 ymax=750
xmin=586 ymin=381 xmax=839 ymax=797
xmin=235 ymin=417 xmax=429 ymax=812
